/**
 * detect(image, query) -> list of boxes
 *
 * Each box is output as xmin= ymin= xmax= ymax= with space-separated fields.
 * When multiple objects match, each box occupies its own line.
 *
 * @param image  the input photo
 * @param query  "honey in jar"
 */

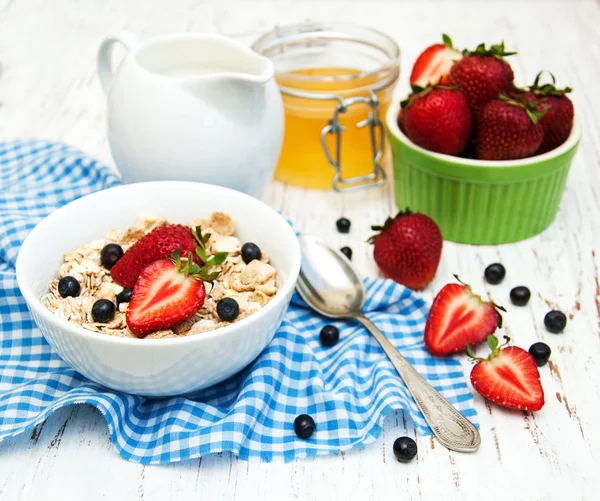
xmin=252 ymin=23 xmax=400 ymax=191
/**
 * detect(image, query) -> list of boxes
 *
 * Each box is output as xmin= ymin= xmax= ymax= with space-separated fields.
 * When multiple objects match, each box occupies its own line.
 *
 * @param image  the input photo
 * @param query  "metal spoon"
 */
xmin=296 ymin=235 xmax=481 ymax=453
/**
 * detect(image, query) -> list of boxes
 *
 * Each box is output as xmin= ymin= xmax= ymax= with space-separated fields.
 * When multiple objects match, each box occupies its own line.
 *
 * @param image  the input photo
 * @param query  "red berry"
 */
xmin=126 ymin=259 xmax=206 ymax=337
xmin=369 ymin=210 xmax=442 ymax=290
xmin=447 ymin=42 xmax=516 ymax=121
xmin=424 ymin=279 xmax=503 ymax=356
xmin=409 ymin=34 xmax=463 ymax=88
xmin=475 ymin=97 xmax=545 ymax=161
xmin=111 ymin=224 xmax=199 ymax=287
xmin=402 ymin=86 xmax=473 ymax=155
xmin=469 ymin=335 xmax=545 ymax=412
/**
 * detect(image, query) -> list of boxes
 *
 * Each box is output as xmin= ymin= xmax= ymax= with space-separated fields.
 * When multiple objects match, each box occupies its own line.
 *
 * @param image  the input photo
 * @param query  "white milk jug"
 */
xmin=97 ymin=32 xmax=284 ymax=197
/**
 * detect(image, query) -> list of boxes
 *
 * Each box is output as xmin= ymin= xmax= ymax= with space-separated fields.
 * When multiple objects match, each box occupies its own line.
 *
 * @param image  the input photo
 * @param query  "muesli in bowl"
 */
xmin=43 ymin=211 xmax=278 ymax=339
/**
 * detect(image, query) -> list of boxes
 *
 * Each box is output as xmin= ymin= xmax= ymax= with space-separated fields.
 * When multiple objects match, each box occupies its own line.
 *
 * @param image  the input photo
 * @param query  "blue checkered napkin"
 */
xmin=0 ymin=139 xmax=478 ymax=464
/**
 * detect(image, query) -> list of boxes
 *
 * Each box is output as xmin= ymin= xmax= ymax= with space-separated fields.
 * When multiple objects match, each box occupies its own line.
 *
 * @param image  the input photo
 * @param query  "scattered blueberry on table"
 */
xmin=320 ymin=325 xmax=340 ymax=347
xmin=393 ymin=436 xmax=417 ymax=462
xmin=529 ymin=342 xmax=551 ymax=367
xmin=510 ymin=286 xmax=531 ymax=306
xmin=336 ymin=217 xmax=351 ymax=234
xmin=92 ymin=299 xmax=116 ymax=323
xmin=544 ymin=310 xmax=567 ymax=333
xmin=484 ymin=263 xmax=506 ymax=285
xmin=241 ymin=242 xmax=262 ymax=264
xmin=340 ymin=246 xmax=352 ymax=260
xmin=116 ymin=287 xmax=133 ymax=305
xmin=216 ymin=297 xmax=240 ymax=321
xmin=294 ymin=414 xmax=316 ymax=440
xmin=57 ymin=276 xmax=80 ymax=298
xmin=100 ymin=243 xmax=124 ymax=269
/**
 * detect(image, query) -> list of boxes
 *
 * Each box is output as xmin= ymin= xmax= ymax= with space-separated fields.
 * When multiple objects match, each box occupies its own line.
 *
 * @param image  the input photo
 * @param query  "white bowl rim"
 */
xmin=386 ymin=99 xmax=582 ymax=168
xmin=15 ymin=181 xmax=301 ymax=348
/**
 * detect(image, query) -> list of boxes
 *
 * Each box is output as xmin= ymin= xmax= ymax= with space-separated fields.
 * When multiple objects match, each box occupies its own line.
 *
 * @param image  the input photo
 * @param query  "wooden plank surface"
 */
xmin=0 ymin=1 xmax=599 ymax=499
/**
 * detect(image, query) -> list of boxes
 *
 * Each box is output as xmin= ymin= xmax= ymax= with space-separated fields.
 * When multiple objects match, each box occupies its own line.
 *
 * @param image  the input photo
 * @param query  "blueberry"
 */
xmin=484 ymin=263 xmax=506 ymax=285
xmin=544 ymin=310 xmax=567 ymax=333
xmin=241 ymin=243 xmax=262 ymax=264
xmin=294 ymin=414 xmax=316 ymax=439
xmin=529 ymin=342 xmax=551 ymax=367
xmin=340 ymin=246 xmax=352 ymax=260
xmin=217 ymin=297 xmax=239 ymax=321
xmin=116 ymin=287 xmax=134 ymax=305
xmin=393 ymin=436 xmax=417 ymax=462
xmin=100 ymin=243 xmax=124 ymax=269
xmin=57 ymin=276 xmax=80 ymax=298
xmin=336 ymin=218 xmax=351 ymax=234
xmin=91 ymin=299 xmax=116 ymax=323
xmin=320 ymin=325 xmax=340 ymax=347
xmin=510 ymin=286 xmax=531 ymax=306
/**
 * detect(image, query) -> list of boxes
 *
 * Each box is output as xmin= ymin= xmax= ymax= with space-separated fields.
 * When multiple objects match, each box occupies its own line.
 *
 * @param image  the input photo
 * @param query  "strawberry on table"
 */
xmin=400 ymin=84 xmax=473 ymax=155
xmin=467 ymin=335 xmax=545 ymax=412
xmin=368 ymin=209 xmax=442 ymax=290
xmin=112 ymin=224 xmax=201 ymax=287
xmin=410 ymin=34 xmax=463 ymax=88
xmin=514 ymin=72 xmax=574 ymax=154
xmin=424 ymin=276 xmax=504 ymax=356
xmin=475 ymin=94 xmax=547 ymax=160
xmin=447 ymin=41 xmax=516 ymax=121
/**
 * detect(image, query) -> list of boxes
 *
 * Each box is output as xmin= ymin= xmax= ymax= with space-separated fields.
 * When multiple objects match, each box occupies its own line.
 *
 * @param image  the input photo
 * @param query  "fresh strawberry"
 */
xmin=126 ymin=243 xmax=227 ymax=337
xmin=447 ymin=42 xmax=516 ymax=120
xmin=111 ymin=224 xmax=199 ymax=287
xmin=468 ymin=335 xmax=545 ymax=411
xmin=519 ymin=72 xmax=574 ymax=154
xmin=126 ymin=259 xmax=206 ymax=337
xmin=475 ymin=94 xmax=547 ymax=160
xmin=424 ymin=277 xmax=504 ymax=356
xmin=401 ymin=85 xmax=473 ymax=155
xmin=410 ymin=34 xmax=463 ymax=88
xmin=368 ymin=209 xmax=442 ymax=290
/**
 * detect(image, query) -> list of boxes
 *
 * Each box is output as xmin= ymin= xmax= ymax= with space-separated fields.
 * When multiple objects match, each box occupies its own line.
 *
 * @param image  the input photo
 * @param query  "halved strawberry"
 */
xmin=468 ymin=335 xmax=545 ymax=411
xmin=410 ymin=34 xmax=463 ymax=88
xmin=424 ymin=276 xmax=504 ymax=356
xmin=126 ymin=235 xmax=228 ymax=338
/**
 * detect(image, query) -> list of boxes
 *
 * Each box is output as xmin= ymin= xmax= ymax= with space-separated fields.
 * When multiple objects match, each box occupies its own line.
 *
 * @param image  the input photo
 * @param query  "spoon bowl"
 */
xmin=297 ymin=235 xmax=365 ymax=317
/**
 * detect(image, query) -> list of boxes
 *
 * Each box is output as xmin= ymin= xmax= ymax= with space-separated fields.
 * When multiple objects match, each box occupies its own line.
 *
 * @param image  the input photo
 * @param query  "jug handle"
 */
xmin=97 ymin=31 xmax=139 ymax=94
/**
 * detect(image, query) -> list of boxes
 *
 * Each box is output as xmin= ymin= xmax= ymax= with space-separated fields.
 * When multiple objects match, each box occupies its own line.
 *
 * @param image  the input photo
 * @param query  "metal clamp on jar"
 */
xmin=252 ymin=22 xmax=400 ymax=191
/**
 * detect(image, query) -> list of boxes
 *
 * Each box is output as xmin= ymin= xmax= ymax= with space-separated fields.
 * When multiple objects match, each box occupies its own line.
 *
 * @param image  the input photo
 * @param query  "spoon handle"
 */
xmin=356 ymin=314 xmax=481 ymax=452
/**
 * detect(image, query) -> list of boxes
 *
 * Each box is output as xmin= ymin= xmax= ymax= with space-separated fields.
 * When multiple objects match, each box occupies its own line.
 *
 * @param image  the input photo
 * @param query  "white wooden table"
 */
xmin=1 ymin=1 xmax=599 ymax=499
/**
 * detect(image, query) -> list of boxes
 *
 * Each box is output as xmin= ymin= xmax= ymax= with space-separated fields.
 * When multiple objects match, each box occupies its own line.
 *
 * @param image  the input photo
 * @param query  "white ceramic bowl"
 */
xmin=16 ymin=182 xmax=301 ymax=397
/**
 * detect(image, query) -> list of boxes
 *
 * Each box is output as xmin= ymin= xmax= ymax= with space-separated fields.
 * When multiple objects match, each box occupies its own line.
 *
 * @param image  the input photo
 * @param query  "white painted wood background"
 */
xmin=1 ymin=0 xmax=599 ymax=499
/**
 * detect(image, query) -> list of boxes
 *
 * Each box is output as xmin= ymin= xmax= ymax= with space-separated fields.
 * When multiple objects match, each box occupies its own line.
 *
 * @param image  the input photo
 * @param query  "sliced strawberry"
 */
xmin=410 ymin=34 xmax=462 ymax=88
xmin=112 ymin=224 xmax=200 ymax=288
xmin=424 ymin=277 xmax=503 ymax=356
xmin=468 ymin=335 xmax=545 ymax=411
xmin=126 ymin=259 xmax=206 ymax=337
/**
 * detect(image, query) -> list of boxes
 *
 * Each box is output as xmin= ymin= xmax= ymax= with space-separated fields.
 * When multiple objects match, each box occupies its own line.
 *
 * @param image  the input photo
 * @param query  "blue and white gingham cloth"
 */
xmin=0 ymin=139 xmax=478 ymax=464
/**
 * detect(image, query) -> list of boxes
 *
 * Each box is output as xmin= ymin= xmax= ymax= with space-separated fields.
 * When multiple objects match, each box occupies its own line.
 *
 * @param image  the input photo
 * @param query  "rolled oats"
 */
xmin=43 ymin=212 xmax=279 ymax=339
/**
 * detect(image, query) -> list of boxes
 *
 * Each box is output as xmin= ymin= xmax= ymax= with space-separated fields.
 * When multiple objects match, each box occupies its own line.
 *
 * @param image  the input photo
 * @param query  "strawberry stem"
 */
xmin=530 ymin=70 xmax=572 ymax=97
xmin=463 ymin=41 xmax=516 ymax=60
xmin=178 ymin=226 xmax=230 ymax=282
xmin=498 ymin=93 xmax=549 ymax=125
xmin=367 ymin=208 xmax=413 ymax=244
xmin=442 ymin=33 xmax=453 ymax=49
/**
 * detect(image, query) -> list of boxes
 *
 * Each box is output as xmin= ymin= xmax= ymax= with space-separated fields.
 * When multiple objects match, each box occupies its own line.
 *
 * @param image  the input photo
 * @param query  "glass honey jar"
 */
xmin=252 ymin=22 xmax=400 ymax=191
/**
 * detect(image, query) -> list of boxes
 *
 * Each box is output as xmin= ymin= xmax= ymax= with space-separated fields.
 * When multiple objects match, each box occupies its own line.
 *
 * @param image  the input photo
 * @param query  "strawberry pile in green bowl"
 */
xmin=386 ymin=35 xmax=581 ymax=245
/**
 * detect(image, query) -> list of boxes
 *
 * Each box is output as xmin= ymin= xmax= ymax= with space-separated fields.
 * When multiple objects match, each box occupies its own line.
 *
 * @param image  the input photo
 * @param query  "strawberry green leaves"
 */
xmin=173 ymin=226 xmax=229 ymax=282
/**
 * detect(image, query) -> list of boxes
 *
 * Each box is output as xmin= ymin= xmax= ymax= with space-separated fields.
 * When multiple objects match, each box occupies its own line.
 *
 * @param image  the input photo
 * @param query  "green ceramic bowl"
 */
xmin=386 ymin=101 xmax=581 ymax=245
